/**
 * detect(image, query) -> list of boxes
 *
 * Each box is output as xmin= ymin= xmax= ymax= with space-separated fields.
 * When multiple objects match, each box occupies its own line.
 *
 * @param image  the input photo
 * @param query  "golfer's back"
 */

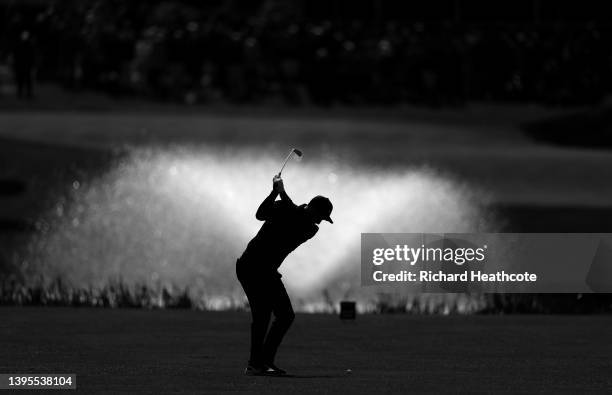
xmin=239 ymin=194 xmax=318 ymax=275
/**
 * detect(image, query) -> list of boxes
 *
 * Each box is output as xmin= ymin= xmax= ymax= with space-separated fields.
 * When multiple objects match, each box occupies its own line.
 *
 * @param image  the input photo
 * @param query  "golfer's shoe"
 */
xmin=244 ymin=364 xmax=286 ymax=376
xmin=264 ymin=363 xmax=287 ymax=375
xmin=244 ymin=364 xmax=264 ymax=376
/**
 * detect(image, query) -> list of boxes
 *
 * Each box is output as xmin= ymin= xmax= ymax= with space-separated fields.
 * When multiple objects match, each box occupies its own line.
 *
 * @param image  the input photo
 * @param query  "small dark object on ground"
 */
xmin=340 ymin=301 xmax=356 ymax=320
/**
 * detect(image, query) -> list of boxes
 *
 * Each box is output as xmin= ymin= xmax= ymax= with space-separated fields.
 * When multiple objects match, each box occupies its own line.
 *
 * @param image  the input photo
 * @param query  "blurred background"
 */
xmin=2 ymin=0 xmax=612 ymax=106
xmin=1 ymin=0 xmax=612 ymax=313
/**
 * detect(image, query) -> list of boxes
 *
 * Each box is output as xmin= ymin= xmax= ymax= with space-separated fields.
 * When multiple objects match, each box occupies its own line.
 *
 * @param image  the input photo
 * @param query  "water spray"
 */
xmin=23 ymin=146 xmax=492 ymax=310
xmin=278 ymin=148 xmax=303 ymax=176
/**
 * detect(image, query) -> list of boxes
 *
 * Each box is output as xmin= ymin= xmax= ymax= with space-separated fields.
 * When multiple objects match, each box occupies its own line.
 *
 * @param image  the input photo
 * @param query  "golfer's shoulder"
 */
xmin=274 ymin=199 xmax=297 ymax=211
xmin=305 ymin=223 xmax=319 ymax=239
xmin=297 ymin=206 xmax=318 ymax=237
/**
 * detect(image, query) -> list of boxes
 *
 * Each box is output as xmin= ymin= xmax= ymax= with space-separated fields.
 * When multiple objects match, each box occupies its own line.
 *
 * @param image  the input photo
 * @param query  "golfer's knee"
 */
xmin=251 ymin=309 xmax=271 ymax=324
xmin=253 ymin=315 xmax=270 ymax=327
xmin=278 ymin=310 xmax=295 ymax=326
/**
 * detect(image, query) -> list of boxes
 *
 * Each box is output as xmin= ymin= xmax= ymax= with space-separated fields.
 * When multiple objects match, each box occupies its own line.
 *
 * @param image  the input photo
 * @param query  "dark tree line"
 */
xmin=2 ymin=0 xmax=611 ymax=105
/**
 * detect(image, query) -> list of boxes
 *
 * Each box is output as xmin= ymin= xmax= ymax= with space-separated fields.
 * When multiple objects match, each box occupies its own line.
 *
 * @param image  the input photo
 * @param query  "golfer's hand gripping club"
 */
xmin=273 ymin=175 xmax=285 ymax=193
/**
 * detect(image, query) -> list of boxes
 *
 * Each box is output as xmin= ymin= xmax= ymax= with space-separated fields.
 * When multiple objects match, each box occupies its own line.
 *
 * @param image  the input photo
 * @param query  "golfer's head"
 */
xmin=307 ymin=196 xmax=333 ymax=224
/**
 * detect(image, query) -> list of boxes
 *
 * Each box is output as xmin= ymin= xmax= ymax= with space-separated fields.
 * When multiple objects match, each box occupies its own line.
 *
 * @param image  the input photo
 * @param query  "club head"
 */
xmin=292 ymin=148 xmax=303 ymax=157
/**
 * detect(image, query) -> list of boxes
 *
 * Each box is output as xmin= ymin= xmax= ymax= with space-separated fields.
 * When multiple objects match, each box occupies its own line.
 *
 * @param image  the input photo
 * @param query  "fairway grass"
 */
xmin=2 ymin=307 xmax=611 ymax=393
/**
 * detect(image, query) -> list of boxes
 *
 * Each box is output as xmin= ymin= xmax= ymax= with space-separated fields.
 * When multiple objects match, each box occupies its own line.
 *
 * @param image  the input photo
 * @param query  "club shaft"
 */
xmin=278 ymin=151 xmax=294 ymax=176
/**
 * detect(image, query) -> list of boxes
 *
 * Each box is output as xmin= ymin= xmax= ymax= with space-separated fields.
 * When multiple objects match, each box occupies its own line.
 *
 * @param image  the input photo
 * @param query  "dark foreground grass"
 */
xmin=2 ymin=307 xmax=611 ymax=394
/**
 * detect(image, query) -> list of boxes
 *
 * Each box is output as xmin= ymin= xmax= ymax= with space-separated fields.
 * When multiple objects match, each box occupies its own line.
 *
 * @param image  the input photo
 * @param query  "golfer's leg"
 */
xmin=250 ymin=305 xmax=272 ymax=366
xmin=242 ymin=280 xmax=272 ymax=367
xmin=262 ymin=278 xmax=295 ymax=365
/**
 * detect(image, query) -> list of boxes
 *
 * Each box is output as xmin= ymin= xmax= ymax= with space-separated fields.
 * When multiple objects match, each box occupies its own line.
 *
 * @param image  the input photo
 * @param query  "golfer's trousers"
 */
xmin=236 ymin=264 xmax=295 ymax=366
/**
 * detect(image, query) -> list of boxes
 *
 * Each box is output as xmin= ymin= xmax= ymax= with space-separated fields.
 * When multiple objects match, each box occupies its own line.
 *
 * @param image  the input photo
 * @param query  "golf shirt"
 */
xmin=238 ymin=190 xmax=318 ymax=276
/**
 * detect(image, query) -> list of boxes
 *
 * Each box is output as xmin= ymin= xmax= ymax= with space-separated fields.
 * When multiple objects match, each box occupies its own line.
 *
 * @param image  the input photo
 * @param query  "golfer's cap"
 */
xmin=309 ymin=195 xmax=333 ymax=223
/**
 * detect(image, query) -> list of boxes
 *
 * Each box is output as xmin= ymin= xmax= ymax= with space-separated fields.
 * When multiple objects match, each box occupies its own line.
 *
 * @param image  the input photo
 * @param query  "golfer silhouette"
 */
xmin=236 ymin=175 xmax=333 ymax=376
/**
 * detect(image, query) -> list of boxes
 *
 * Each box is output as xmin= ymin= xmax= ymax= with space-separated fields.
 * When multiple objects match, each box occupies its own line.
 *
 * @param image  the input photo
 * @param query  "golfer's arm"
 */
xmin=279 ymin=190 xmax=296 ymax=207
xmin=255 ymin=190 xmax=279 ymax=220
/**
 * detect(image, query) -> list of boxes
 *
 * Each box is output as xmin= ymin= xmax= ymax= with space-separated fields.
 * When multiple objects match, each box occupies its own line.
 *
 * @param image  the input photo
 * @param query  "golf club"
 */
xmin=277 ymin=148 xmax=303 ymax=176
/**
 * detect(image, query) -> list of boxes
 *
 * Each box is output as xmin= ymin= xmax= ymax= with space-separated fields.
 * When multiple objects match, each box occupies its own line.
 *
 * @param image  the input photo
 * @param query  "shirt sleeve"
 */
xmin=304 ymin=224 xmax=319 ymax=241
xmin=255 ymin=191 xmax=277 ymax=221
xmin=255 ymin=190 xmax=297 ymax=221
